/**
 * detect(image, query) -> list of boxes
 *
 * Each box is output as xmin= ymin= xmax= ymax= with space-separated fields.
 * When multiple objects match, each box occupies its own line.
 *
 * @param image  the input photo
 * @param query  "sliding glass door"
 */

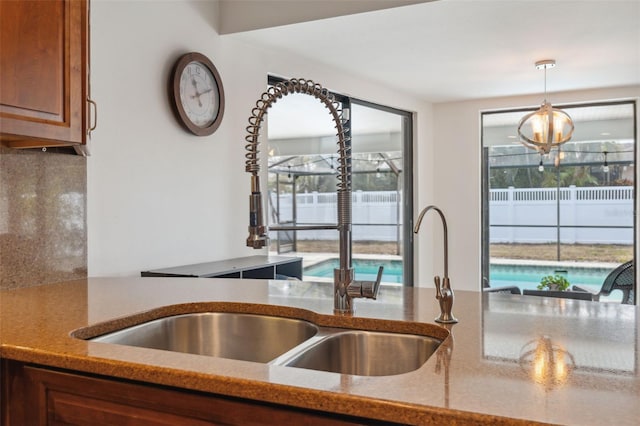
xmin=481 ymin=100 xmax=636 ymax=303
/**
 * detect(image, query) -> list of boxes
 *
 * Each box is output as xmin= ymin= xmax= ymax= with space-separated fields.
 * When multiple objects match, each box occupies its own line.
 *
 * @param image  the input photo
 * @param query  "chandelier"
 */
xmin=518 ymin=60 xmax=574 ymax=154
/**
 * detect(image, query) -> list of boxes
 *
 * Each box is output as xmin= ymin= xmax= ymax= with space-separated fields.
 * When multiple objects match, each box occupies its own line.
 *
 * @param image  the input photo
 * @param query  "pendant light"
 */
xmin=518 ymin=60 xmax=574 ymax=154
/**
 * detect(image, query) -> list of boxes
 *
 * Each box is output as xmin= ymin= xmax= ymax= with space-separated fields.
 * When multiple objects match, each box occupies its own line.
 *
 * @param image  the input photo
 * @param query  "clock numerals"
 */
xmin=186 ymin=64 xmax=202 ymax=76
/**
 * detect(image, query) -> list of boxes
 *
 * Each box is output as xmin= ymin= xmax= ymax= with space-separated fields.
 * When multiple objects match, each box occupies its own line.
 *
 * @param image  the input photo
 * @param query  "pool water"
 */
xmin=304 ymin=258 xmax=403 ymax=284
xmin=489 ymin=264 xmax=607 ymax=290
xmin=489 ymin=264 xmax=621 ymax=302
xmin=305 ymin=259 xmax=621 ymax=302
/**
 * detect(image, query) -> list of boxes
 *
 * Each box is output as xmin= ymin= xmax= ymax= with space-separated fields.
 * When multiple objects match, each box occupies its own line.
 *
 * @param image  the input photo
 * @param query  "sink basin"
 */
xmin=282 ymin=330 xmax=442 ymax=376
xmin=91 ymin=313 xmax=318 ymax=363
xmin=85 ymin=309 xmax=445 ymax=376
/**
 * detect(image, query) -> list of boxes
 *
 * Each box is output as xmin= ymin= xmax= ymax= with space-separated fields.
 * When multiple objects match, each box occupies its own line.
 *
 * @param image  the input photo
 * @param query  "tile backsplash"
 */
xmin=0 ymin=147 xmax=87 ymax=289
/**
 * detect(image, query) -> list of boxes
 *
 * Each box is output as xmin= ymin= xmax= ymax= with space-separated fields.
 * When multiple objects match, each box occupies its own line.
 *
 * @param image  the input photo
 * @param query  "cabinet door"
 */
xmin=2 ymin=361 xmax=378 ymax=426
xmin=0 ymin=0 xmax=89 ymax=149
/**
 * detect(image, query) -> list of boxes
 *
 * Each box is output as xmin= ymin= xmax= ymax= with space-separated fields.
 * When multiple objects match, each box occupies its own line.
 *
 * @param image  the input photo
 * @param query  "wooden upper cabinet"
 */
xmin=0 ymin=0 xmax=90 ymax=153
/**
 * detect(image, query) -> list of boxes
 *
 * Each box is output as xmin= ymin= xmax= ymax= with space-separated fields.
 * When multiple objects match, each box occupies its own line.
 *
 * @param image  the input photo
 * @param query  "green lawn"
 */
xmin=489 ymin=243 xmax=632 ymax=264
xmin=291 ymin=241 xmax=632 ymax=264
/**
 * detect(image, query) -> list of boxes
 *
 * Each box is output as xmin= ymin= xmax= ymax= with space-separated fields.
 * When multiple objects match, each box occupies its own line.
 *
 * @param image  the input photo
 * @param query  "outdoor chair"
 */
xmin=482 ymin=278 xmax=521 ymax=295
xmin=572 ymin=260 xmax=635 ymax=304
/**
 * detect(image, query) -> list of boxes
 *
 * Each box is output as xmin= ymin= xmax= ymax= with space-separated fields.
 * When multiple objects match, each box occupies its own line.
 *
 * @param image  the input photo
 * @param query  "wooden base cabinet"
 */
xmin=1 ymin=360 xmax=388 ymax=426
xmin=0 ymin=0 xmax=91 ymax=154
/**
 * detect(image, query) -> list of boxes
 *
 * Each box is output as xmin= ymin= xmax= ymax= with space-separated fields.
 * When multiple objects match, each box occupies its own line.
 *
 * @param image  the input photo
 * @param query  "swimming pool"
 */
xmin=489 ymin=264 xmax=607 ymax=290
xmin=304 ymin=259 xmax=619 ymax=301
xmin=304 ymin=258 xmax=403 ymax=284
xmin=489 ymin=264 xmax=620 ymax=302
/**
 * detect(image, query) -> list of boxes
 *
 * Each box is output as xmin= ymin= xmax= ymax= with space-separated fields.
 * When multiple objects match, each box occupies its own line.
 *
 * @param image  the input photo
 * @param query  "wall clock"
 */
xmin=170 ymin=52 xmax=225 ymax=136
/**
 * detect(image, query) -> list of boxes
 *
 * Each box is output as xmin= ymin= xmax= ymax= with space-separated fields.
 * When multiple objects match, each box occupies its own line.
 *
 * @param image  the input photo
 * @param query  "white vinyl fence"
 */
xmin=270 ymin=186 xmax=634 ymax=244
xmin=489 ymin=185 xmax=633 ymax=244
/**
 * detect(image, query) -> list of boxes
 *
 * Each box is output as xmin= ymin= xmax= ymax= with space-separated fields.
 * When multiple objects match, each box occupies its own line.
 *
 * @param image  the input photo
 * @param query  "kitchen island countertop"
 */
xmin=1 ymin=277 xmax=638 ymax=425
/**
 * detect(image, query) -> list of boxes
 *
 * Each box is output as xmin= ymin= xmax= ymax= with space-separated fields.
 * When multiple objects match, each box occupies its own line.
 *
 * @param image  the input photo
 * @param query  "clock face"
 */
xmin=170 ymin=52 xmax=225 ymax=136
xmin=178 ymin=61 xmax=219 ymax=128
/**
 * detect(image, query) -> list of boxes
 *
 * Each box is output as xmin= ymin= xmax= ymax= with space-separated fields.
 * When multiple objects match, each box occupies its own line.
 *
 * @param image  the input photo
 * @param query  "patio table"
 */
xmin=522 ymin=289 xmax=594 ymax=301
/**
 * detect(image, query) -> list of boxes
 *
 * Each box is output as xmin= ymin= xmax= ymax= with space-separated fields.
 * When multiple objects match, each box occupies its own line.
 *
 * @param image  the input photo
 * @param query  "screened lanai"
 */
xmin=268 ymin=151 xmax=404 ymax=254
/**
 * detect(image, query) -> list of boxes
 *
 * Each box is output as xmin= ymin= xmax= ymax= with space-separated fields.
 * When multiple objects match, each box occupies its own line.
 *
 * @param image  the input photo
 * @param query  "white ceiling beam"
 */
xmin=218 ymin=0 xmax=435 ymax=34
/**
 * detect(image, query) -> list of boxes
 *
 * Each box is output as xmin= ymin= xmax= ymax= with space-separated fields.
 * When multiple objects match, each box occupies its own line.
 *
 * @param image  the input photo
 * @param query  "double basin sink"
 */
xmin=85 ymin=311 xmax=445 ymax=377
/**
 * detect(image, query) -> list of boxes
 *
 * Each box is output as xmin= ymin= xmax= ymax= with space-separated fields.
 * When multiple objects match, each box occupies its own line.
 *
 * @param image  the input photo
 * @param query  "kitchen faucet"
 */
xmin=244 ymin=78 xmax=383 ymax=315
xmin=414 ymin=205 xmax=458 ymax=323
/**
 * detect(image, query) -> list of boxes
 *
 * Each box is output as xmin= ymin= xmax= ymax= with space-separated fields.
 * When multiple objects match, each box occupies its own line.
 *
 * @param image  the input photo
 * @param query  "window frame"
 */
xmin=480 ymin=99 xmax=638 ymax=301
xmin=267 ymin=75 xmax=415 ymax=285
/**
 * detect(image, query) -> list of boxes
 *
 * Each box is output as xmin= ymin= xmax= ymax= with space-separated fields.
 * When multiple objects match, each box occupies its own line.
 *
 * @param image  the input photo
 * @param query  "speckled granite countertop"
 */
xmin=1 ymin=277 xmax=638 ymax=425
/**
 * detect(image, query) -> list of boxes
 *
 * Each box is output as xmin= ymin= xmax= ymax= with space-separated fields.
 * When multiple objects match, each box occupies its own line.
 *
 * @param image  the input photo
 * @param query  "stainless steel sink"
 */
xmin=281 ymin=330 xmax=442 ymax=376
xmin=91 ymin=313 xmax=318 ymax=363
xmin=87 ymin=311 xmax=444 ymax=376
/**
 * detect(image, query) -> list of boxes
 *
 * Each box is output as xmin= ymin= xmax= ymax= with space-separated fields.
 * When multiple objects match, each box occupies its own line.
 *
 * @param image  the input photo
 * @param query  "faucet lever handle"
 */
xmin=368 ymin=265 xmax=384 ymax=299
xmin=349 ymin=266 xmax=384 ymax=299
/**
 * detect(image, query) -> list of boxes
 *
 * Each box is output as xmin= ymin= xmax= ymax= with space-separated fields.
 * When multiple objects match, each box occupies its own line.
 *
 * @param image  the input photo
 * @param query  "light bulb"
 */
xmin=531 ymin=114 xmax=546 ymax=143
xmin=539 ymin=164 xmax=544 ymax=172
xmin=553 ymin=113 xmax=569 ymax=142
xmin=603 ymin=165 xmax=609 ymax=173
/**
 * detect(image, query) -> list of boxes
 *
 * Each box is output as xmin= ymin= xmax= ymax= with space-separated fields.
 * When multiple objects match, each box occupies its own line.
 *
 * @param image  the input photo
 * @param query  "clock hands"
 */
xmin=195 ymin=88 xmax=214 ymax=96
xmin=191 ymin=78 xmax=203 ymax=107
xmin=190 ymin=78 xmax=216 ymax=109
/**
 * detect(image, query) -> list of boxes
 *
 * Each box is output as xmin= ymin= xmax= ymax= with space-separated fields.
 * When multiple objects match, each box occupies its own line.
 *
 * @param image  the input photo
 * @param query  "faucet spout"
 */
xmin=414 ymin=205 xmax=458 ymax=324
xmin=244 ymin=78 xmax=382 ymax=315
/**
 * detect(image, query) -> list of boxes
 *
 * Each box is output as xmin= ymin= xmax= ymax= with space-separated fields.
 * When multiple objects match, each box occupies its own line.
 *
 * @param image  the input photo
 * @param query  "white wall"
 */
xmin=88 ymin=0 xmax=435 ymax=280
xmin=432 ymin=86 xmax=640 ymax=291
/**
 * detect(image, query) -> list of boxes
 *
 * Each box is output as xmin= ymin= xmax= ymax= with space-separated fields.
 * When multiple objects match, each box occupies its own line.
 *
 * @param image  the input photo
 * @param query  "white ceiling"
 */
xmin=229 ymin=0 xmax=640 ymax=103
